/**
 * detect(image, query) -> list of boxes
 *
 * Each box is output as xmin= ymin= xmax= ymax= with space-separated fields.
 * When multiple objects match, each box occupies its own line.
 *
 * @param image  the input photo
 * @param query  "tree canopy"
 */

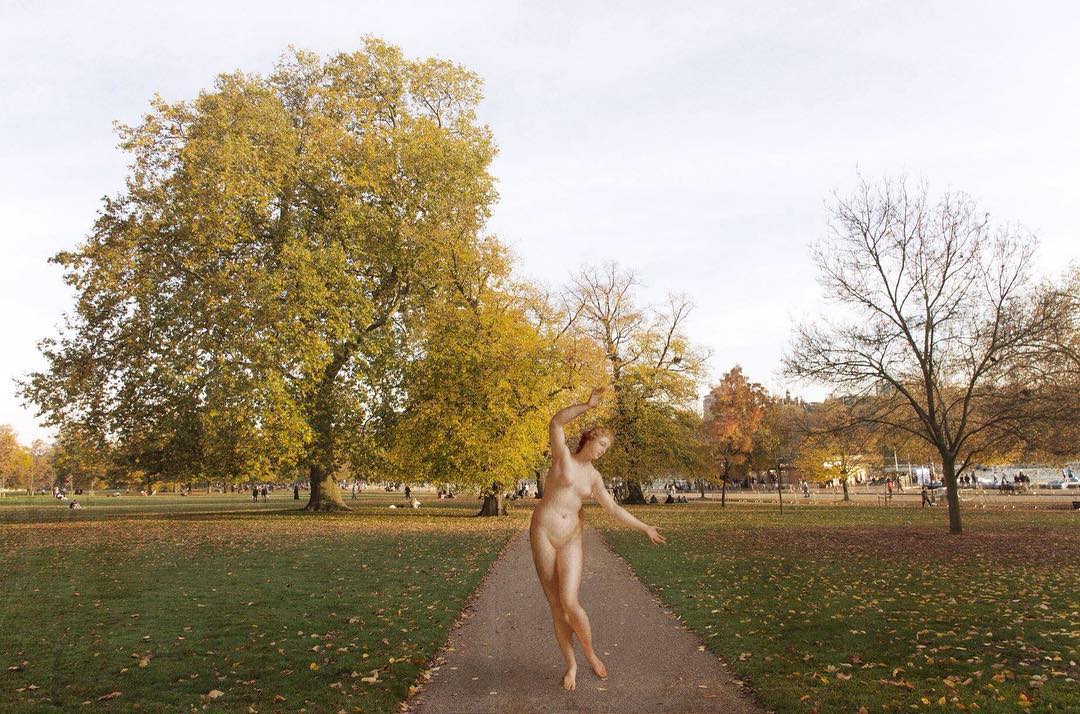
xmin=568 ymin=263 xmax=710 ymax=502
xmin=21 ymin=38 xmax=501 ymax=510
xmin=703 ymin=365 xmax=770 ymax=504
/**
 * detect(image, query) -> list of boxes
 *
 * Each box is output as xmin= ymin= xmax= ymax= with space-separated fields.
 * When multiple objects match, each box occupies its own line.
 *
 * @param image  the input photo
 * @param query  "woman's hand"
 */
xmin=645 ymin=525 xmax=667 ymax=545
xmin=587 ymin=386 xmax=606 ymax=408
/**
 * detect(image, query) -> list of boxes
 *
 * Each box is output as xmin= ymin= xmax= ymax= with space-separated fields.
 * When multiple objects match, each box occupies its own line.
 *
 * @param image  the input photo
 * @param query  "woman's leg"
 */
xmin=556 ymin=532 xmax=607 ymax=679
xmin=530 ymin=525 xmax=578 ymax=689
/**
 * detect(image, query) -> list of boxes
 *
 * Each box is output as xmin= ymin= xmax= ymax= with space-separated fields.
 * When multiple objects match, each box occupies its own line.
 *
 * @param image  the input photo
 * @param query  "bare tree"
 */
xmin=567 ymin=262 xmax=709 ymax=503
xmin=785 ymin=177 xmax=1072 ymax=534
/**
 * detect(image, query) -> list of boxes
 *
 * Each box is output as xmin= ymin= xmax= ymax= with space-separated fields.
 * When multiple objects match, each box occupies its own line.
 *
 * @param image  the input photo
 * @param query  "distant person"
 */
xmin=260 ymin=485 xmax=268 ymax=501
xmin=252 ymin=485 xmax=258 ymax=501
xmin=649 ymin=494 xmax=658 ymax=504
xmin=664 ymin=493 xmax=675 ymax=504
xmin=886 ymin=477 xmax=893 ymax=499
xmin=69 ymin=499 xmax=81 ymax=510
xmin=293 ymin=484 xmax=300 ymax=500
xmin=921 ymin=485 xmax=931 ymax=508
xmin=404 ymin=485 xmax=411 ymax=500
xmin=801 ymin=480 xmax=810 ymax=498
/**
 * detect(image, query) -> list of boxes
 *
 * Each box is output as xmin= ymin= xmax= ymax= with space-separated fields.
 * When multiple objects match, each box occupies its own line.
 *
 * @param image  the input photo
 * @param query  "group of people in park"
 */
xmin=646 ymin=492 xmax=688 ymax=504
xmin=248 ymin=483 xmax=302 ymax=500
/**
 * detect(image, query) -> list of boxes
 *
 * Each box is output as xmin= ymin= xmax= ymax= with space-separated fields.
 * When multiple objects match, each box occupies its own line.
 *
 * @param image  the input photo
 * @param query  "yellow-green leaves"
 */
xmin=22 ymin=38 xmax=500 ymax=498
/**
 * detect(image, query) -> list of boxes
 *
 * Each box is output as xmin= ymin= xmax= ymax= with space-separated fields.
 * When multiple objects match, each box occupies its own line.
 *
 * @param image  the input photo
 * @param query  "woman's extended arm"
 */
xmin=591 ymin=473 xmax=667 ymax=545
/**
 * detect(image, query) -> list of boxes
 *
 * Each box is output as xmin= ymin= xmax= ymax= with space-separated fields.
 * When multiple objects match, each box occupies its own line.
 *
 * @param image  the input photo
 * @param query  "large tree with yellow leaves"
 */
xmin=22 ymin=38 xmax=500 ymax=510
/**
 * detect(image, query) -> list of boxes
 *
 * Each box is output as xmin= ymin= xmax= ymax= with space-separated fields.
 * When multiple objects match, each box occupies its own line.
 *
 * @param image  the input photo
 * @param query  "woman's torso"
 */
xmin=530 ymin=457 xmax=594 ymax=545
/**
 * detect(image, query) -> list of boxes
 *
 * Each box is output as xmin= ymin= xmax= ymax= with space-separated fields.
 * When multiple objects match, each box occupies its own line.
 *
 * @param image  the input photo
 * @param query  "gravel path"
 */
xmin=409 ymin=527 xmax=765 ymax=713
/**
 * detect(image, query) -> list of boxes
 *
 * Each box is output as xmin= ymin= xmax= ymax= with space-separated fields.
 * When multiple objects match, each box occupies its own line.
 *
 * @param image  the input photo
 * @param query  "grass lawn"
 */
xmin=595 ymin=503 xmax=1079 ymax=713
xmin=0 ymin=493 xmax=523 ymax=712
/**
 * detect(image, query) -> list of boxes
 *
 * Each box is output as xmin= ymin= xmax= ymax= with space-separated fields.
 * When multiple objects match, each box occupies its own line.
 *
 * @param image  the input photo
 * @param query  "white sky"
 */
xmin=2 ymin=0 xmax=1078 ymax=444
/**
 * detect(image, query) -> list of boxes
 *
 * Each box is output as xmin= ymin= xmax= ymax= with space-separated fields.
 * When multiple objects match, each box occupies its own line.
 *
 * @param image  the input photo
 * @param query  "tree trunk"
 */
xmin=623 ymin=480 xmax=647 ymax=504
xmin=841 ymin=478 xmax=850 ymax=502
xmin=720 ymin=462 xmax=731 ymax=507
xmin=305 ymin=463 xmax=349 ymax=512
xmin=303 ymin=354 xmax=353 ymax=512
xmin=535 ymin=467 xmax=544 ymax=498
xmin=776 ymin=462 xmax=783 ymax=514
xmin=698 ymin=479 xmax=705 ymax=499
xmin=478 ymin=492 xmax=507 ymax=516
xmin=942 ymin=453 xmax=962 ymax=535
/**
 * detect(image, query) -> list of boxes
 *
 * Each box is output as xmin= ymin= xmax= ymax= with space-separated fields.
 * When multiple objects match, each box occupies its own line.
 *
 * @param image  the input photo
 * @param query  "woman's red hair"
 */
xmin=574 ymin=426 xmax=615 ymax=454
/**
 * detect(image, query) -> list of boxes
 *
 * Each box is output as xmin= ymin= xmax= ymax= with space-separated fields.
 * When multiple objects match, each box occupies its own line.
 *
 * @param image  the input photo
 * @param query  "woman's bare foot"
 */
xmin=562 ymin=666 xmax=577 ymax=690
xmin=587 ymin=652 xmax=608 ymax=678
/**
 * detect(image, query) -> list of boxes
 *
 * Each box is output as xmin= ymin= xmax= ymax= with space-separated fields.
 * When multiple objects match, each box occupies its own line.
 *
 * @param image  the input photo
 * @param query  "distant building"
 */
xmin=702 ymin=393 xmax=717 ymax=420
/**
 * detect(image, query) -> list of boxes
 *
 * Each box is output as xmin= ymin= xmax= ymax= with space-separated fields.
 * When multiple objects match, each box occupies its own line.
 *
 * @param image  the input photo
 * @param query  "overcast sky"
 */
xmin=2 ymin=0 xmax=1078 ymax=443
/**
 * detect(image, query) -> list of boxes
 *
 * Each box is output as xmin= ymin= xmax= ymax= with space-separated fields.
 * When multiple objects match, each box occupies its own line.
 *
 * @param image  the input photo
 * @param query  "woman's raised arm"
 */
xmin=549 ymin=387 xmax=606 ymax=462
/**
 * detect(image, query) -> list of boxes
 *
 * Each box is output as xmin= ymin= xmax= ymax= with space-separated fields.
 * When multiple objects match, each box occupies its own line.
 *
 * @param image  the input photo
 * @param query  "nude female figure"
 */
xmin=529 ymin=386 xmax=667 ymax=691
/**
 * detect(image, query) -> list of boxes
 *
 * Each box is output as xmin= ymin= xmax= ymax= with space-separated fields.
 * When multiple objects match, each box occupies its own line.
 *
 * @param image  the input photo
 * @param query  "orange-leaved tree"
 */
xmin=702 ymin=366 xmax=770 ymax=506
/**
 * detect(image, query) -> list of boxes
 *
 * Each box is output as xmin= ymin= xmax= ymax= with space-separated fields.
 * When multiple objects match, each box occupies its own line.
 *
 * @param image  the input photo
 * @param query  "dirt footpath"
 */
xmin=409 ymin=527 xmax=765 ymax=713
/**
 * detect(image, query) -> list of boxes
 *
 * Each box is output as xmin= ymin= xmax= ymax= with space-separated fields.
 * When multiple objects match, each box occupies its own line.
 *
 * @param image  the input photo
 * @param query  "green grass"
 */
xmin=595 ymin=503 xmax=1080 ymax=713
xmin=0 ymin=493 xmax=523 ymax=712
